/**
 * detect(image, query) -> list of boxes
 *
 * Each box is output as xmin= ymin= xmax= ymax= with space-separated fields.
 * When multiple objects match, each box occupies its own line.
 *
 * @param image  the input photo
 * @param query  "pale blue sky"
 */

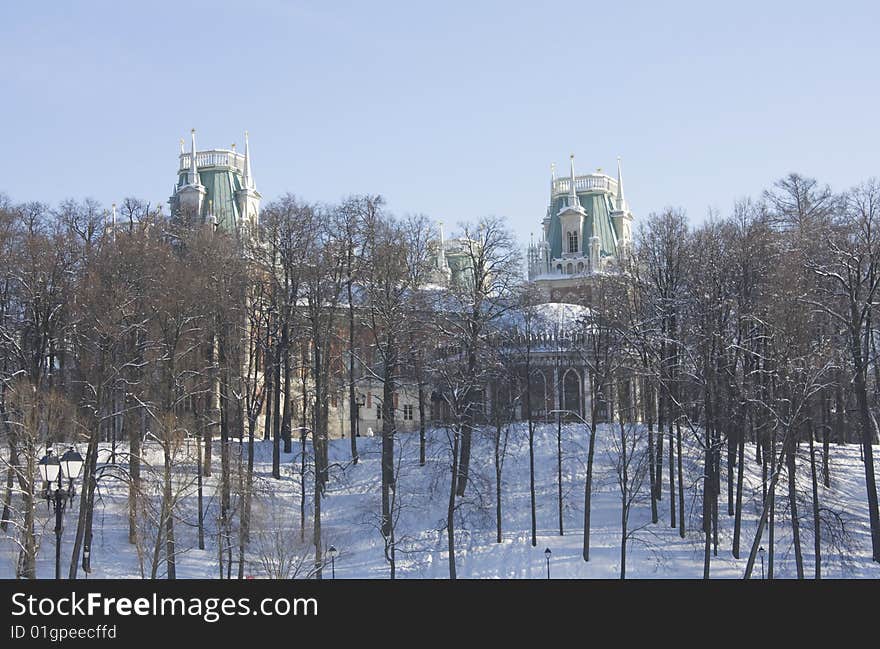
xmin=1 ymin=0 xmax=877 ymax=243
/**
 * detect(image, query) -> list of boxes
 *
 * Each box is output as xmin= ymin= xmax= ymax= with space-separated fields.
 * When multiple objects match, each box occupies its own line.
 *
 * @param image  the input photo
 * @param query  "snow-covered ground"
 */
xmin=3 ymin=422 xmax=879 ymax=579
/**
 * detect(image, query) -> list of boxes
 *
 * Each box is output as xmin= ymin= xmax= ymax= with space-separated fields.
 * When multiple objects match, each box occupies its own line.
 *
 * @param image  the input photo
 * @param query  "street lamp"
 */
xmin=39 ymin=446 xmax=84 ymax=579
xmin=758 ymin=546 xmax=765 ymax=580
xmin=328 ymin=545 xmax=338 ymax=579
xmin=544 ymin=547 xmax=552 ymax=580
xmin=355 ymin=394 xmax=366 ymax=437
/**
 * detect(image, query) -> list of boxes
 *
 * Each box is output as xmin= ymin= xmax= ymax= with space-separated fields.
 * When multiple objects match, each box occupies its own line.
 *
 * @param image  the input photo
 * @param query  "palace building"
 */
xmin=527 ymin=155 xmax=633 ymax=303
xmin=168 ymin=133 xmax=638 ymax=436
xmin=169 ymin=129 xmax=261 ymax=236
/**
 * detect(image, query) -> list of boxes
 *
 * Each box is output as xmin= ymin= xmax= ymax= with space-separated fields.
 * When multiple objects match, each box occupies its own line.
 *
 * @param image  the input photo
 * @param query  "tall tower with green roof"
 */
xmin=169 ymin=129 xmax=261 ymax=236
xmin=527 ymin=154 xmax=634 ymax=301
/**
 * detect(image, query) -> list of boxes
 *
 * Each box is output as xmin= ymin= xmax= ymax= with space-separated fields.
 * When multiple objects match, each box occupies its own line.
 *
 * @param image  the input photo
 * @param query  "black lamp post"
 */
xmin=758 ymin=546 xmax=765 ymax=580
xmin=328 ymin=545 xmax=338 ymax=579
xmin=544 ymin=547 xmax=552 ymax=580
xmin=39 ymin=446 xmax=84 ymax=579
xmin=355 ymin=394 xmax=365 ymax=437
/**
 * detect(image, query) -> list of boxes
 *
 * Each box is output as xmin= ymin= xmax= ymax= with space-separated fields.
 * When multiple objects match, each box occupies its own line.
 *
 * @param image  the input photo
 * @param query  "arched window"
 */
xmin=577 ymin=262 xmax=584 ymax=273
xmin=563 ymin=369 xmax=582 ymax=418
xmin=566 ymin=263 xmax=573 ymax=274
xmin=568 ymin=231 xmax=578 ymax=253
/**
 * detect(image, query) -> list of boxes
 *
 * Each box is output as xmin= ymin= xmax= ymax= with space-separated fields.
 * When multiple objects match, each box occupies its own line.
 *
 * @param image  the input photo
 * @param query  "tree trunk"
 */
xmin=163 ymin=445 xmax=176 ymax=579
xmin=850 ymin=326 xmax=880 ymax=561
xmin=702 ymin=440 xmax=712 ymax=579
xmin=0 ymin=436 xmax=15 ymax=532
xmin=526 ymin=347 xmax=536 ymax=548
xmin=128 ymin=406 xmax=141 ymax=545
xmin=768 ymin=430 xmax=776 ymax=579
xmin=646 ymin=381 xmax=658 ymax=525
xmin=822 ymin=389 xmax=831 ymax=487
xmin=263 ymin=345 xmax=274 ymax=442
xmin=380 ymin=339 xmax=396 ymax=561
xmin=455 ymin=346 xmax=478 ymax=497
xmin=583 ymin=377 xmax=598 ymax=562
xmin=620 ymin=418 xmax=628 ymax=580
xmin=668 ymin=418 xmax=676 ymax=528
xmin=786 ymin=431 xmax=804 ymax=578
xmin=68 ymin=417 xmax=99 ymax=579
xmin=418 ymin=378 xmax=427 ymax=467
xmin=676 ymin=420 xmax=685 ymax=537
xmin=196 ymin=429 xmax=204 ymax=550
xmin=272 ymin=342 xmax=282 ymax=480
xmin=495 ymin=416 xmax=503 ymax=543
xmin=447 ymin=424 xmax=460 ymax=579
xmin=808 ymin=421 xmax=821 ymax=579
xmin=557 ymin=406 xmax=564 ymax=536
xmin=282 ymin=334 xmax=293 ymax=455
xmin=732 ymin=415 xmax=746 ymax=558
xmin=348 ymin=287 xmax=359 ymax=464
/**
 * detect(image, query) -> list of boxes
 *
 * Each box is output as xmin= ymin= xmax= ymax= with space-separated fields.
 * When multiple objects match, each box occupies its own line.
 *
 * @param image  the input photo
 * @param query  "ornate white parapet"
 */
xmin=178 ymin=149 xmax=247 ymax=174
xmin=551 ymin=174 xmax=618 ymax=197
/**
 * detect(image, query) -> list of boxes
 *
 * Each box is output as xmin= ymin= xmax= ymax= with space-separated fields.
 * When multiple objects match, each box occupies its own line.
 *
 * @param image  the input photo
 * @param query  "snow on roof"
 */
xmin=502 ymin=301 xmax=591 ymax=335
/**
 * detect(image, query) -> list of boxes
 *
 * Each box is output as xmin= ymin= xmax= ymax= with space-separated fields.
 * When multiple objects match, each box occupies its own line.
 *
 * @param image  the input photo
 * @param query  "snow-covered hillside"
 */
xmin=3 ymin=423 xmax=879 ymax=579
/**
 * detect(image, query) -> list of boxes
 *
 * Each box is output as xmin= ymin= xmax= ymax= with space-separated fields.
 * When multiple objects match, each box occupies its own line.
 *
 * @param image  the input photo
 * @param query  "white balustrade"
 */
xmin=552 ymin=174 xmax=617 ymax=196
xmin=179 ymin=150 xmax=246 ymax=173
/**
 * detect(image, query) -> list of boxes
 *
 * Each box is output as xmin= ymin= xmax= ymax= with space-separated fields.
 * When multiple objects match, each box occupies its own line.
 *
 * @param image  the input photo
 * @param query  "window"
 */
xmin=568 ymin=231 xmax=578 ymax=253
xmin=403 ymin=404 xmax=414 ymax=421
xmin=376 ymin=404 xmax=382 ymax=419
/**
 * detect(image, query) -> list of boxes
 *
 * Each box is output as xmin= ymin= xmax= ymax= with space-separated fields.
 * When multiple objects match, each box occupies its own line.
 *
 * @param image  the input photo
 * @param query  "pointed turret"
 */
xmin=243 ymin=130 xmax=254 ymax=190
xmin=172 ymin=128 xmax=207 ymax=219
xmin=188 ymin=128 xmax=199 ymax=186
xmin=610 ymin=155 xmax=633 ymax=254
xmin=568 ymin=154 xmax=578 ymax=208
xmin=433 ymin=220 xmax=452 ymax=284
xmin=616 ymin=156 xmax=626 ymax=212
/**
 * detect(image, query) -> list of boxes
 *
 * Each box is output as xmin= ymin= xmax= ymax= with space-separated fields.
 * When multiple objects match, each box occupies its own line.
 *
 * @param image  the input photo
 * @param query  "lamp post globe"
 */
xmin=60 ymin=447 xmax=84 ymax=483
xmin=38 ymin=448 xmax=60 ymax=485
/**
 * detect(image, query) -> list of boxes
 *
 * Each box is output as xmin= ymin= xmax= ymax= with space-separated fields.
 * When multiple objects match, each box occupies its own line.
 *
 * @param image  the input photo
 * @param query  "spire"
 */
xmin=616 ymin=156 xmax=626 ymax=212
xmin=243 ymin=130 xmax=254 ymax=190
xmin=569 ymin=154 xmax=578 ymax=208
xmin=551 ymin=162 xmax=557 ymax=183
xmin=188 ymin=128 xmax=199 ymax=186
xmin=437 ymin=221 xmax=448 ymax=273
xmin=179 ymin=138 xmax=185 ymax=155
